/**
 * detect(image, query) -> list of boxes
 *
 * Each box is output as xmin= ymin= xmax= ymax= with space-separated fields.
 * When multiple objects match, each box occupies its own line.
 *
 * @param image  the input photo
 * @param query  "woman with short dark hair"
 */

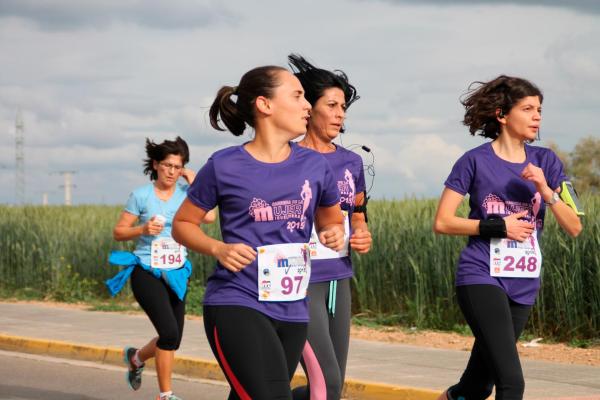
xmin=288 ymin=54 xmax=371 ymax=400
xmin=107 ymin=136 xmax=214 ymax=400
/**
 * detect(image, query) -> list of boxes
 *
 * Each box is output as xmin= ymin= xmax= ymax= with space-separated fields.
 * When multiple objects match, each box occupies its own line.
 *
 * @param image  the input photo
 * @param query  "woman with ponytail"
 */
xmin=173 ymin=66 xmax=346 ymax=399
xmin=433 ymin=76 xmax=582 ymax=400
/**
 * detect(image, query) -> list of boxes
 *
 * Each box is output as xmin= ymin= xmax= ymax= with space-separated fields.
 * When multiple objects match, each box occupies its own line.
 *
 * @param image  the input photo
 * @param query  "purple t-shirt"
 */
xmin=187 ymin=142 xmax=339 ymax=322
xmin=444 ymin=142 xmax=567 ymax=305
xmin=311 ymin=145 xmax=366 ymax=282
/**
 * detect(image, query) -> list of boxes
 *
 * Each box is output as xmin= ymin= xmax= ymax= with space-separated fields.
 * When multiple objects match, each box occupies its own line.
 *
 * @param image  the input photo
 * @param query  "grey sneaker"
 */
xmin=156 ymin=395 xmax=184 ymax=400
xmin=123 ymin=346 xmax=144 ymax=391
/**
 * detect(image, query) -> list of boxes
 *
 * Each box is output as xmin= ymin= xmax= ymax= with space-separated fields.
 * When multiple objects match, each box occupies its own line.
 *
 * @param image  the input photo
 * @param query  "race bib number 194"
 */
xmin=151 ymin=238 xmax=186 ymax=270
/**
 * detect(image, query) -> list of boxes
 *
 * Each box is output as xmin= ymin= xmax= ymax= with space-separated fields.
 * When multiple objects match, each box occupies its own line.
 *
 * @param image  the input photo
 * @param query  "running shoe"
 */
xmin=436 ymin=389 xmax=463 ymax=400
xmin=123 ymin=346 xmax=144 ymax=391
xmin=156 ymin=395 xmax=184 ymax=400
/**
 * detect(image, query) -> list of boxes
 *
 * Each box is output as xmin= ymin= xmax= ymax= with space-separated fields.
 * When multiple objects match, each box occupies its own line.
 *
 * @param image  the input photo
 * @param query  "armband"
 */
xmin=479 ymin=216 xmax=507 ymax=239
xmin=559 ymin=181 xmax=585 ymax=216
xmin=353 ymin=197 xmax=369 ymax=223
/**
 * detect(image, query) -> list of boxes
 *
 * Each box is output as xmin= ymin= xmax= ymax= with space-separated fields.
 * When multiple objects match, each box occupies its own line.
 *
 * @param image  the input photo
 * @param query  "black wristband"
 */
xmin=354 ymin=196 xmax=369 ymax=223
xmin=353 ymin=205 xmax=366 ymax=213
xmin=479 ymin=217 xmax=507 ymax=239
xmin=354 ymin=205 xmax=368 ymax=223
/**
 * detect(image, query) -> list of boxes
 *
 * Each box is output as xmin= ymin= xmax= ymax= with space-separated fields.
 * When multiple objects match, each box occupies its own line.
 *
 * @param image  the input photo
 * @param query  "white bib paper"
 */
xmin=489 ymin=232 xmax=542 ymax=278
xmin=151 ymin=237 xmax=186 ymax=270
xmin=308 ymin=211 xmax=350 ymax=260
xmin=257 ymin=243 xmax=311 ymax=302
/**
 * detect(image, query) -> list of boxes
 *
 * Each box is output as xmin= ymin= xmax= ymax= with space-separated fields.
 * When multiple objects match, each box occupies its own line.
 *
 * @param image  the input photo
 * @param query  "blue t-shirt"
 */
xmin=444 ymin=142 xmax=567 ymax=305
xmin=311 ymin=144 xmax=366 ymax=282
xmin=124 ymin=182 xmax=189 ymax=266
xmin=187 ymin=142 xmax=340 ymax=323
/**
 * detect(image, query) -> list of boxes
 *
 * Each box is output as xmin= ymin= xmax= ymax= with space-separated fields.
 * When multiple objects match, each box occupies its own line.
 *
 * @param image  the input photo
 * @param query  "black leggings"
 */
xmin=130 ymin=267 xmax=186 ymax=351
xmin=449 ymin=284 xmax=532 ymax=400
xmin=204 ymin=305 xmax=308 ymax=400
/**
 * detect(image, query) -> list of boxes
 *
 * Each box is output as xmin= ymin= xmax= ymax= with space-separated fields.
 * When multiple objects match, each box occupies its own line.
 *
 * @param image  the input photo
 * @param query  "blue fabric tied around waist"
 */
xmin=105 ymin=251 xmax=192 ymax=301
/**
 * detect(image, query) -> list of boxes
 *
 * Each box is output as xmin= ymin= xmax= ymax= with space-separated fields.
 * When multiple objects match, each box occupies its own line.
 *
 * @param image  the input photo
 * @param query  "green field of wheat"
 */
xmin=1 ymin=197 xmax=598 ymax=340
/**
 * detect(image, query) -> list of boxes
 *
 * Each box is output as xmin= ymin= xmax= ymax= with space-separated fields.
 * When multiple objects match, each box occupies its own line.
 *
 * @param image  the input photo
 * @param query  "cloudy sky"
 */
xmin=1 ymin=0 xmax=599 ymax=205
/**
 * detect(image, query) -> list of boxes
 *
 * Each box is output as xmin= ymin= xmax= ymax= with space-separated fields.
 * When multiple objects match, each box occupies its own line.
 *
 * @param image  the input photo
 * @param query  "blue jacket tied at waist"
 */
xmin=105 ymin=251 xmax=191 ymax=301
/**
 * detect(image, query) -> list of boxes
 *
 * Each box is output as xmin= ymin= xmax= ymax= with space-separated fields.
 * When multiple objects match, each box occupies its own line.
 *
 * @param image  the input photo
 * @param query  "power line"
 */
xmin=57 ymin=171 xmax=77 ymax=206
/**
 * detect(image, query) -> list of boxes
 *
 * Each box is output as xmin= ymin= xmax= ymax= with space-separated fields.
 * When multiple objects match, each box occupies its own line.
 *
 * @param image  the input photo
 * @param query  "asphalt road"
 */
xmin=0 ymin=350 xmax=230 ymax=400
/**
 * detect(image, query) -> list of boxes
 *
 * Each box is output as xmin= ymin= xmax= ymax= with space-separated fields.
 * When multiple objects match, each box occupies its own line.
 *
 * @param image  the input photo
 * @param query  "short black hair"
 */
xmin=143 ymin=136 xmax=189 ymax=180
xmin=288 ymin=54 xmax=359 ymax=110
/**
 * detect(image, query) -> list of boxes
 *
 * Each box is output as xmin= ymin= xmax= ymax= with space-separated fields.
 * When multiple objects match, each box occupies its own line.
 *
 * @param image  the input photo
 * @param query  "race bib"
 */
xmin=151 ymin=238 xmax=186 ymax=270
xmin=257 ymin=243 xmax=311 ymax=302
xmin=489 ymin=232 xmax=542 ymax=278
xmin=308 ymin=211 xmax=350 ymax=260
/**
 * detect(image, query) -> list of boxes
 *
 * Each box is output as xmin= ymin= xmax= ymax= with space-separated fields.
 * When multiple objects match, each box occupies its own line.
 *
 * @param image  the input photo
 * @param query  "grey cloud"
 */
xmin=2 ymin=0 xmax=599 ymax=203
xmin=0 ymin=0 xmax=239 ymax=30
xmin=373 ymin=0 xmax=600 ymax=14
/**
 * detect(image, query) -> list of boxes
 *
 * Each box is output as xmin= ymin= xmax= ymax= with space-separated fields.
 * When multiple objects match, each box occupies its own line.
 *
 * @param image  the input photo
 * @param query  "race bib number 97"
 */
xmin=257 ymin=243 xmax=311 ymax=302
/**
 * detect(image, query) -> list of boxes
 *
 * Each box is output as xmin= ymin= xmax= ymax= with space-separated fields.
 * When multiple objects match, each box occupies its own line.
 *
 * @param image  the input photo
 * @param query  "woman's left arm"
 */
xmin=350 ymin=192 xmax=372 ymax=254
xmin=181 ymin=168 xmax=216 ymax=224
xmin=181 ymin=168 xmax=196 ymax=185
xmin=521 ymin=163 xmax=582 ymax=237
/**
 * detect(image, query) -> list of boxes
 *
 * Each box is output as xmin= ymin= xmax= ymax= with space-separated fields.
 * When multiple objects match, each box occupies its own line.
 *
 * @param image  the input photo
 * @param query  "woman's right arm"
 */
xmin=172 ymin=199 xmax=256 ymax=272
xmin=112 ymin=211 xmax=160 ymax=241
xmin=433 ymin=188 xmax=534 ymax=241
xmin=113 ymin=211 xmax=144 ymax=242
xmin=433 ymin=188 xmax=479 ymax=236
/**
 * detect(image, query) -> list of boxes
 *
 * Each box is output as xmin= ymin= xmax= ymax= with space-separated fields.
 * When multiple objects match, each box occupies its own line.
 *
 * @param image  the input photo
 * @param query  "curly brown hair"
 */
xmin=461 ymin=75 xmax=543 ymax=139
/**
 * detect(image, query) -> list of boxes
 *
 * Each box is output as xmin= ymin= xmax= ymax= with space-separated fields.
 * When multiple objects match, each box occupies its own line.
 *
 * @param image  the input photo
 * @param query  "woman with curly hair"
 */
xmin=433 ymin=76 xmax=582 ymax=400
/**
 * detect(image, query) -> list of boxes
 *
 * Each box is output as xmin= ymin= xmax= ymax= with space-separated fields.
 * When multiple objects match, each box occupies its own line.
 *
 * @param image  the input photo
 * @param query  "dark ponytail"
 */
xmin=461 ymin=75 xmax=543 ymax=139
xmin=209 ymin=66 xmax=287 ymax=136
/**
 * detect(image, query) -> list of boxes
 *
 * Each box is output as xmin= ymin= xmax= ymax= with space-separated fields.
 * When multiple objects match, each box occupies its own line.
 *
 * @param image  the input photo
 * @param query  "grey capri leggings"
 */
xmin=292 ymin=278 xmax=352 ymax=400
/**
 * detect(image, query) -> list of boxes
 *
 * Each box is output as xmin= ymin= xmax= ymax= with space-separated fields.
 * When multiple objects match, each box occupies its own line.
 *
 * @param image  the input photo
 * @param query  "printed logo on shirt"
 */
xmin=248 ymin=180 xmax=313 ymax=232
xmin=338 ymin=169 xmax=356 ymax=207
xmin=482 ymin=192 xmax=543 ymax=230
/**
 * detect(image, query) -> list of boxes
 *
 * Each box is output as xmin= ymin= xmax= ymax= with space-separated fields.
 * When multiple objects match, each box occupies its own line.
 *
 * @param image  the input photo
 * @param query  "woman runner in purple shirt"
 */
xmin=434 ymin=76 xmax=582 ymax=400
xmin=288 ymin=54 xmax=372 ymax=400
xmin=172 ymin=65 xmax=345 ymax=399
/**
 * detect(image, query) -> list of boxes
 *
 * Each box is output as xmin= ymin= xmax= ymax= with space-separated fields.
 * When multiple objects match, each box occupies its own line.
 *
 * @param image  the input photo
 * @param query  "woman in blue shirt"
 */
xmin=107 ymin=136 xmax=214 ymax=400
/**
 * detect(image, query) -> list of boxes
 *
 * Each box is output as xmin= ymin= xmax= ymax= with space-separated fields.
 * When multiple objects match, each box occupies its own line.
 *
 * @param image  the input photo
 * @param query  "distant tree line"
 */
xmin=549 ymin=136 xmax=599 ymax=194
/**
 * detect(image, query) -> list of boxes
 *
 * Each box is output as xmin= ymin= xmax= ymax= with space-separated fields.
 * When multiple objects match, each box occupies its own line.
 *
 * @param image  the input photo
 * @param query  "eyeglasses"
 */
xmin=159 ymin=162 xmax=183 ymax=171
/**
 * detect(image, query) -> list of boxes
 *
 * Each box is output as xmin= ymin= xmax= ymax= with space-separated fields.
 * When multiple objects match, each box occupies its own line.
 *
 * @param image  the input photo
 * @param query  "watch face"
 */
xmin=553 ymin=192 xmax=560 ymax=203
xmin=545 ymin=192 xmax=559 ymax=205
